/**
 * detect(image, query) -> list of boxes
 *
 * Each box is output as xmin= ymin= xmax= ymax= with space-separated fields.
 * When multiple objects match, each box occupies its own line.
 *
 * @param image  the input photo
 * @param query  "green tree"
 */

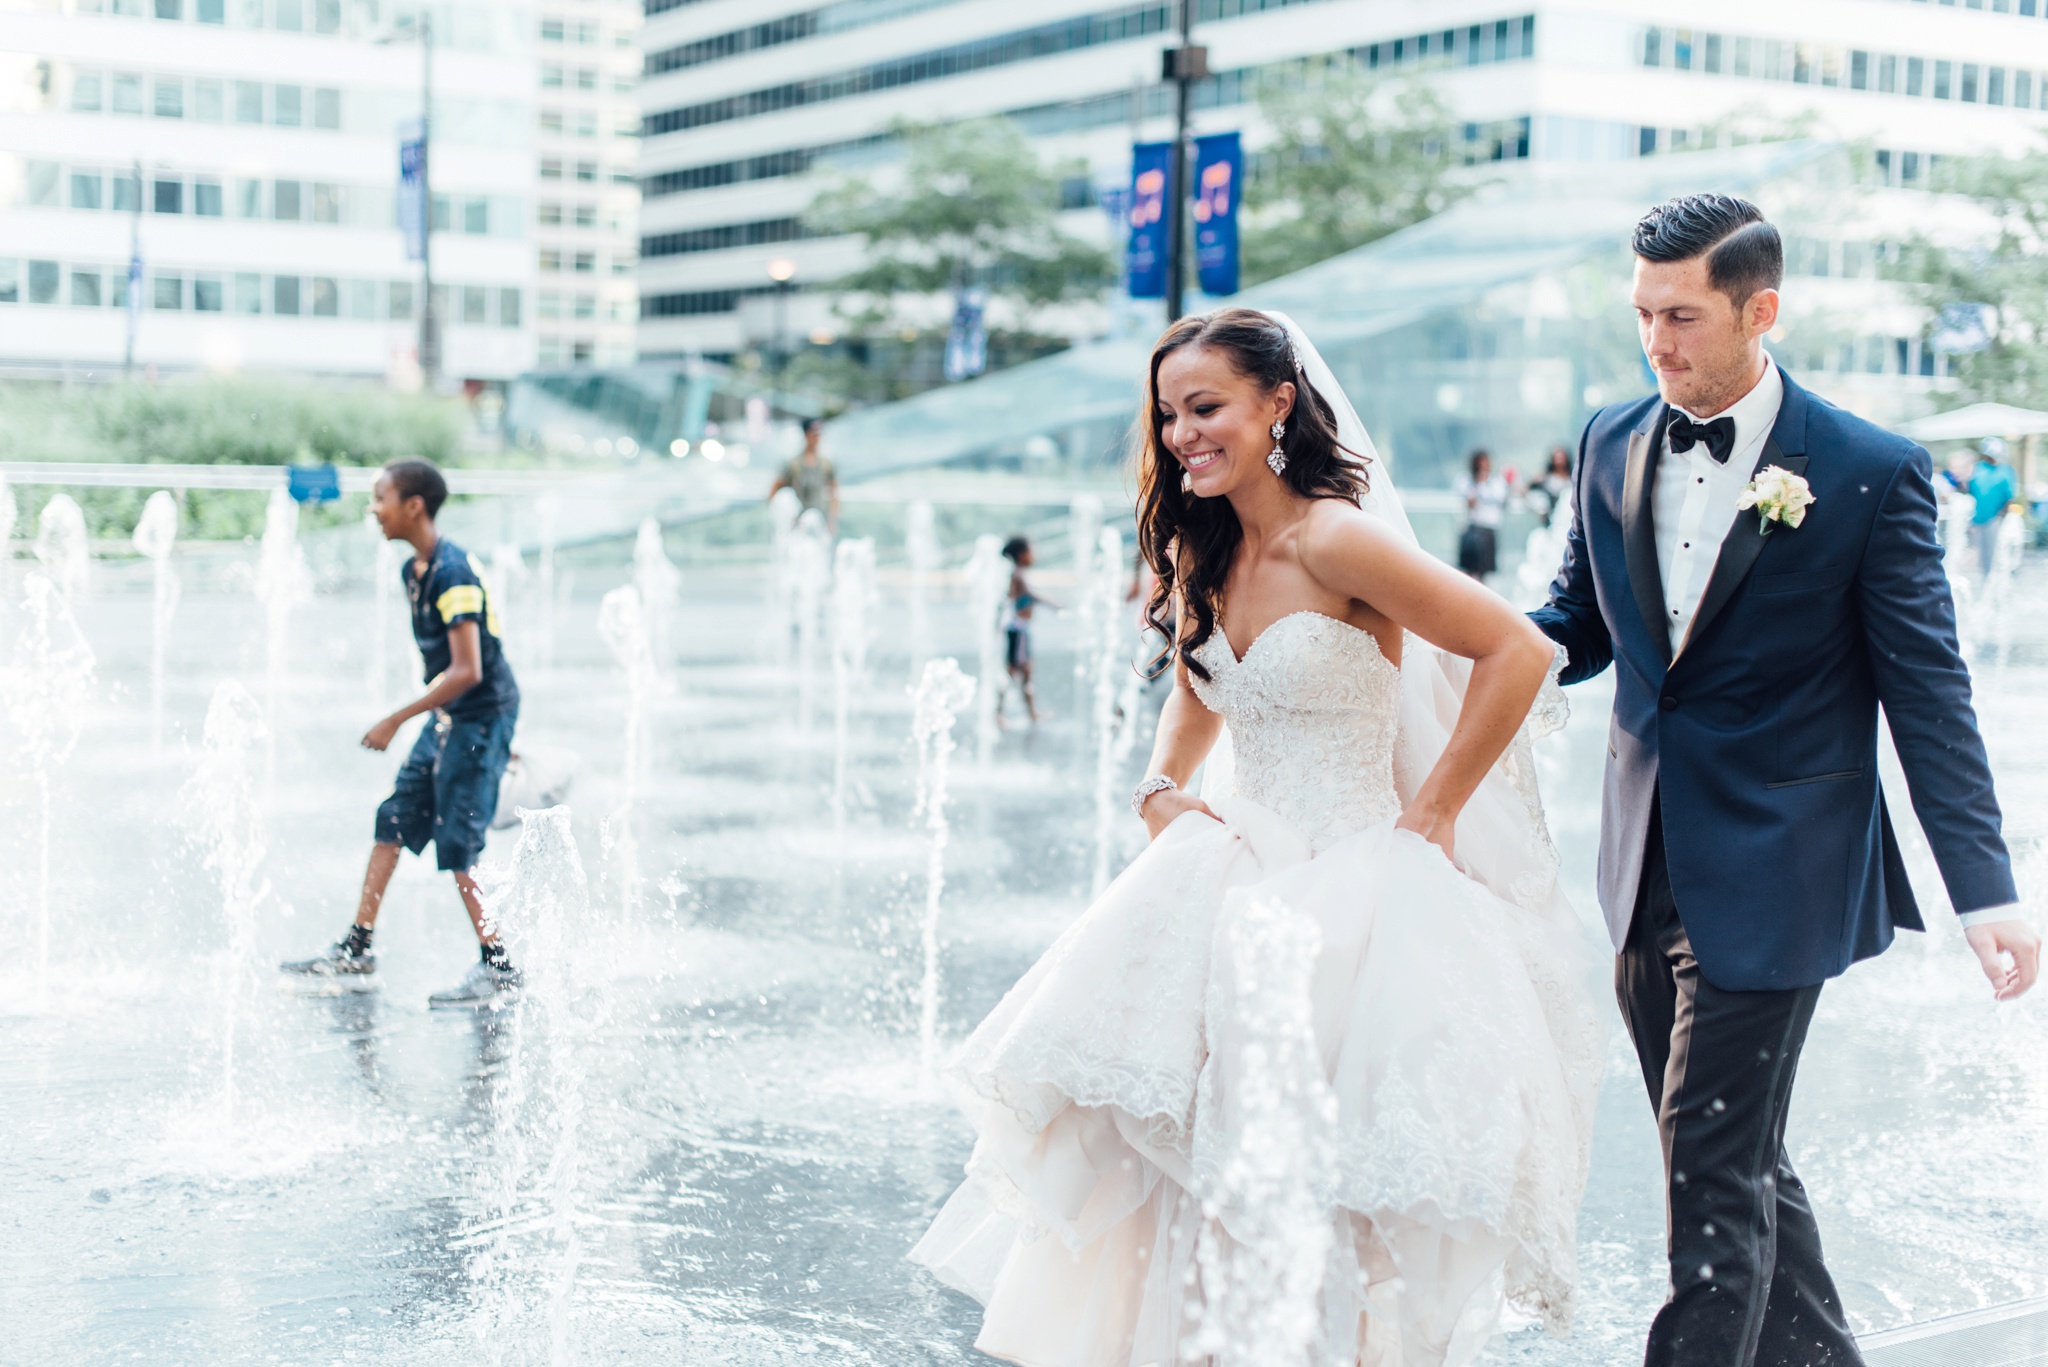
xmin=1891 ymin=146 xmax=2048 ymax=409
xmin=1242 ymin=65 xmax=1473 ymax=286
xmin=807 ymin=117 xmax=1113 ymax=347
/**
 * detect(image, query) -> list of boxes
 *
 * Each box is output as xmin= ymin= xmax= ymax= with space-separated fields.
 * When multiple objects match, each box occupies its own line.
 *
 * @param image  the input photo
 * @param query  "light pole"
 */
xmin=123 ymin=159 xmax=142 ymax=377
xmin=767 ymin=256 xmax=796 ymax=411
xmin=1162 ymin=1 xmax=1207 ymax=323
xmin=417 ymin=12 xmax=439 ymax=387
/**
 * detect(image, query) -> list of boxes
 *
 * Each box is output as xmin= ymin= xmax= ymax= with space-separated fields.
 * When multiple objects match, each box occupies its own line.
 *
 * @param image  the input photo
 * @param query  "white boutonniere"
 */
xmin=1736 ymin=465 xmax=1814 ymax=535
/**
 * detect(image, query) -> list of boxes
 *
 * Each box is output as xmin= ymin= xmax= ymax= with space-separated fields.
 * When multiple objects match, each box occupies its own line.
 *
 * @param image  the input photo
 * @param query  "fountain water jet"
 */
xmin=490 ymin=543 xmax=529 ymax=660
xmin=1187 ymin=899 xmax=1337 ymax=1367
xmin=181 ymin=681 xmax=270 ymax=1124
xmin=534 ymin=494 xmax=560 ymax=672
xmin=470 ymin=805 xmax=606 ymax=1366
xmin=1088 ymin=527 xmax=1144 ymax=895
xmin=832 ymin=538 xmax=877 ymax=839
xmin=767 ymin=487 xmax=803 ymax=665
xmin=905 ymin=499 xmax=939 ymax=681
xmin=911 ymin=657 xmax=977 ymax=1083
xmin=1068 ymin=493 xmax=1103 ymax=708
xmin=7 ymin=572 xmax=95 ymax=990
xmin=366 ymin=513 xmax=400 ymax=708
xmin=964 ymin=534 xmax=1008 ymax=761
xmin=131 ymin=491 xmax=180 ymax=751
xmin=632 ymin=518 xmax=682 ymax=673
xmin=598 ymin=585 xmax=658 ymax=914
xmin=33 ymin=494 xmax=89 ymax=606
xmin=254 ymin=489 xmax=311 ymax=785
xmin=789 ymin=509 xmax=832 ymax=734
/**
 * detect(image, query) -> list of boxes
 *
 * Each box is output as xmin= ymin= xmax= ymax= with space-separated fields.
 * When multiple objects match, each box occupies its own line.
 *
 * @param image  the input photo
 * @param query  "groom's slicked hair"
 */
xmin=1633 ymin=193 xmax=1782 ymax=310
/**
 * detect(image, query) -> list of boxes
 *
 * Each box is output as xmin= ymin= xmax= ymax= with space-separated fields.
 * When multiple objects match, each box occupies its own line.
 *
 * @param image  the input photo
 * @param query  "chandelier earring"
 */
xmin=1180 ymin=469 xmax=1195 ymax=494
xmin=1267 ymin=420 xmax=1288 ymax=476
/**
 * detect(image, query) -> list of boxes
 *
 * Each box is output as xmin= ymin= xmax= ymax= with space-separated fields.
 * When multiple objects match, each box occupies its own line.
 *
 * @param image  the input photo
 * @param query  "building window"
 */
xmin=153 ymin=272 xmax=183 ymax=309
xmin=314 ymin=0 xmax=338 ymax=33
xmin=235 ymin=271 xmax=262 ymax=313
xmin=539 ymin=249 xmax=562 ymax=272
xmin=540 ymin=108 xmax=564 ymax=133
xmin=194 ymin=274 xmax=223 ymax=311
xmin=275 ymin=0 xmax=302 ymax=30
xmin=155 ymin=0 xmax=180 ymax=19
xmin=1961 ymin=63 xmax=1979 ymax=102
xmin=463 ymin=197 xmax=489 ymax=233
xmin=541 ymin=16 xmax=564 ymax=41
xmin=112 ymin=172 xmax=140 ymax=212
xmin=572 ymin=340 xmax=594 ymax=362
xmin=313 ymin=87 xmax=340 ymax=128
xmin=193 ymin=177 xmax=222 ymax=216
xmin=71 ymin=269 xmax=102 ymax=307
xmin=573 ymin=251 xmax=595 ymax=273
xmin=197 ymin=0 xmax=222 ymax=21
xmin=573 ymin=202 xmax=595 ymax=227
xmin=1703 ymin=33 xmax=1723 ymax=74
xmin=193 ymin=78 xmax=223 ymax=120
xmin=346 ymin=279 xmax=378 ymax=318
xmin=1641 ymin=27 xmax=1661 ymax=66
xmin=311 ymin=277 xmax=338 ymax=315
xmin=0 ymin=261 xmax=19 ymax=304
xmin=1934 ymin=60 xmax=1951 ymax=100
xmin=154 ymin=77 xmax=183 ymax=117
xmin=1906 ymin=57 xmax=1924 ymax=97
xmin=573 ymin=293 xmax=595 ymax=319
xmin=274 ymin=275 xmax=300 ymax=314
xmin=538 ymin=201 xmax=563 ymax=225
xmin=112 ymin=73 xmax=144 ymax=115
xmin=540 ymin=158 xmax=563 ymax=180
xmin=1989 ymin=67 xmax=2006 ymax=105
xmin=576 ymin=67 xmax=597 ymax=91
xmin=154 ymin=178 xmax=183 ymax=213
xmin=498 ymin=288 xmax=521 ymax=327
xmin=2019 ymin=71 xmax=2034 ymax=107
xmin=574 ymin=109 xmax=597 ymax=137
xmin=542 ymin=63 xmax=564 ymax=88
xmin=28 ymin=260 xmax=60 ymax=304
xmin=574 ymin=21 xmax=597 ymax=44
xmin=274 ymin=84 xmax=302 ymax=126
xmin=24 ymin=161 xmax=58 ymax=206
xmin=311 ymin=183 xmax=340 ymax=222
xmin=73 ymin=73 xmax=103 ymax=111
xmin=235 ymin=80 xmax=263 ymax=122
xmin=462 ymin=285 xmax=487 ymax=323
xmin=1878 ymin=53 xmax=1897 ymax=93
xmin=574 ymin=161 xmax=597 ymax=182
xmin=1850 ymin=50 xmax=1868 ymax=90
xmin=71 ymin=172 xmax=103 ymax=210
xmin=538 ymin=292 xmax=561 ymax=319
xmin=235 ymin=179 xmax=262 ymax=217
xmin=274 ymin=179 xmax=301 ymax=220
xmin=389 ymin=280 xmax=414 ymax=318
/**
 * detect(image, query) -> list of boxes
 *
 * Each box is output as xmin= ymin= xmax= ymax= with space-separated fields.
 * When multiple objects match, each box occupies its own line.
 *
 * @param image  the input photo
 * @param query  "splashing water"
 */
xmin=490 ymin=543 xmax=530 ymax=659
xmin=180 ymin=682 xmax=270 ymax=1124
xmin=632 ymin=518 xmax=682 ymax=672
xmin=535 ymin=494 xmax=560 ymax=672
xmin=1068 ymin=493 xmax=1103 ymax=707
xmin=1188 ymin=898 xmax=1338 ymax=1367
xmin=832 ymin=537 xmax=877 ymax=840
xmin=5 ymin=572 xmax=96 ymax=990
xmin=790 ymin=509 xmax=833 ymax=734
xmin=34 ymin=494 xmax=90 ymax=605
xmin=905 ymin=499 xmax=939 ymax=681
xmin=911 ymin=658 xmax=978 ymax=1083
xmin=132 ymin=491 xmax=181 ymax=751
xmin=254 ymin=489 xmax=311 ymax=784
xmin=469 ymin=805 xmax=607 ymax=1366
xmin=1088 ymin=527 xmax=1144 ymax=895
xmin=598 ymin=585 xmax=657 ymax=913
xmin=964 ymin=534 xmax=1008 ymax=762
xmin=0 ymin=475 xmax=15 ymax=630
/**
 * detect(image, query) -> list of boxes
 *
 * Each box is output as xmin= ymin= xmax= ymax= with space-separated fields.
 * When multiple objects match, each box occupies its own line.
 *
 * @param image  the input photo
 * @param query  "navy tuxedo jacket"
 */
xmin=1531 ymin=372 xmax=2015 ymax=990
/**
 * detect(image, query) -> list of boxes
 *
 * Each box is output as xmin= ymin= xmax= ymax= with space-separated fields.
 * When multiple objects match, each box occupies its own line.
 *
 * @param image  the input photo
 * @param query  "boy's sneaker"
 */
xmin=428 ymin=958 xmax=522 ymax=1009
xmin=280 ymin=941 xmax=377 ymax=978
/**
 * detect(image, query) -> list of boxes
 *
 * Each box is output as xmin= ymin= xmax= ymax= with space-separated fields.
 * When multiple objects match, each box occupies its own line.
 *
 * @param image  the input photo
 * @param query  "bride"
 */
xmin=911 ymin=309 xmax=1602 ymax=1366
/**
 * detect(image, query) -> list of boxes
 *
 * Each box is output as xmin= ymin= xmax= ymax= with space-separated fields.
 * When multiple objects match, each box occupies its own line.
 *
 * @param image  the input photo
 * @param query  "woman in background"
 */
xmin=1455 ymin=448 xmax=1510 ymax=579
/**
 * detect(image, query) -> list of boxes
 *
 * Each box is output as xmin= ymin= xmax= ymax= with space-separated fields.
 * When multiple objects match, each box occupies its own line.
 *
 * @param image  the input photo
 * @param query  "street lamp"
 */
xmin=381 ymin=14 xmax=438 ymax=386
xmin=767 ymin=256 xmax=796 ymax=410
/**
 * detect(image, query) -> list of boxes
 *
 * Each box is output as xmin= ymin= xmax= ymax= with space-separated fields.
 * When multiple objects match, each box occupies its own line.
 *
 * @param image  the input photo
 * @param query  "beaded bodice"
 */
xmin=1191 ymin=611 xmax=1403 ymax=852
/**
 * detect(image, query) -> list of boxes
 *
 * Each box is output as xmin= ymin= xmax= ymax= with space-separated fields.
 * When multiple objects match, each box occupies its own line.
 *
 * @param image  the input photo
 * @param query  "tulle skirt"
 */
xmin=911 ymin=797 xmax=1602 ymax=1367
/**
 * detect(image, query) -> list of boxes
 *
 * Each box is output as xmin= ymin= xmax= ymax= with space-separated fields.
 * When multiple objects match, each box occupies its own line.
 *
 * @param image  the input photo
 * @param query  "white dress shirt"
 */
xmin=1649 ymin=354 xmax=2020 ymax=929
xmin=1653 ymin=355 xmax=1783 ymax=656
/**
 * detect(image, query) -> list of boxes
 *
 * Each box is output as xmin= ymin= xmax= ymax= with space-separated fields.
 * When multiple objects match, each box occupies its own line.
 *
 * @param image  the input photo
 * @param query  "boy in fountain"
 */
xmin=281 ymin=459 xmax=524 ymax=1008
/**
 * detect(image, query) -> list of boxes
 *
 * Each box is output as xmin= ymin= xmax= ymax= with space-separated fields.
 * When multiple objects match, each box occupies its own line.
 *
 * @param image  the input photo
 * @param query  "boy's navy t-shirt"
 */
xmin=403 ymin=536 xmax=519 ymax=720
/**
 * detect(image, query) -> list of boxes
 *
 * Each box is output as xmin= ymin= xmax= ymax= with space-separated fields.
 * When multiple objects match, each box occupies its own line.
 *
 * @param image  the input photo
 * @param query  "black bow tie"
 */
xmin=1667 ymin=411 xmax=1737 ymax=465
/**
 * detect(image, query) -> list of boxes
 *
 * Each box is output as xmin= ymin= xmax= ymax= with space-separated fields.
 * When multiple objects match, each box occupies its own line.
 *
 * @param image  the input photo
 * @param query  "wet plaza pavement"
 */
xmin=1 ymin=555 xmax=2044 ymax=1365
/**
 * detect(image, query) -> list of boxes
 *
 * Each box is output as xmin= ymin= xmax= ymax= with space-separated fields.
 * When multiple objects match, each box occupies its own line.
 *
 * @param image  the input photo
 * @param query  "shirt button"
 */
xmin=1683 ymin=541 xmax=1690 ymax=548
xmin=1661 ymin=695 xmax=1679 ymax=712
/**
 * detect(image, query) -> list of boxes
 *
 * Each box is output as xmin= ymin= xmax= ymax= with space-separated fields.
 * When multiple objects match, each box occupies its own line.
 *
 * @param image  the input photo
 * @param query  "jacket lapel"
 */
xmin=1678 ymin=375 xmax=1810 ymax=658
xmin=1622 ymin=410 xmax=1672 ymax=665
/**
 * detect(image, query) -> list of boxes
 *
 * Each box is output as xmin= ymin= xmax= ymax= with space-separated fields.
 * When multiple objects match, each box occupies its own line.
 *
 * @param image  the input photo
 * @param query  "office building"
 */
xmin=635 ymin=0 xmax=2048 ymax=360
xmin=0 ymin=0 xmax=537 ymax=384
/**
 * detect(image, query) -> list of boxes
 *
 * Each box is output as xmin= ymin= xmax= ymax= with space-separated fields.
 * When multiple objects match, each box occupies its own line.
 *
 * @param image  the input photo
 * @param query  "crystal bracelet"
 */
xmin=1130 ymin=774 xmax=1178 ymax=817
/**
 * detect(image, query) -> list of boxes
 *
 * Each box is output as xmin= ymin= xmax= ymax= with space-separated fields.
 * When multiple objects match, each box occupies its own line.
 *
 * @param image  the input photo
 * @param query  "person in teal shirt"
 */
xmin=1968 ymin=439 xmax=2018 ymax=578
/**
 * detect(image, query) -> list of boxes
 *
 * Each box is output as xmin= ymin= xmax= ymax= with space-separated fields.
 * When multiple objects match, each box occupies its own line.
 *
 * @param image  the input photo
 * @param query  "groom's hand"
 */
xmin=1965 ymin=920 xmax=2041 ymax=1001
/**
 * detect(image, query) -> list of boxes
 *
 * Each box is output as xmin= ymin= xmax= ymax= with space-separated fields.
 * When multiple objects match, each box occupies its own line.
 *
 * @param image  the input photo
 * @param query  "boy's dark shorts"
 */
xmin=374 ymin=708 xmax=517 ymax=872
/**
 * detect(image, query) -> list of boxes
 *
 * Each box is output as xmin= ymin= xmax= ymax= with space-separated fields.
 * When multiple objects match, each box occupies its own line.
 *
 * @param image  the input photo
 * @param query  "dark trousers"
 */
xmin=1618 ymin=801 xmax=1864 ymax=1367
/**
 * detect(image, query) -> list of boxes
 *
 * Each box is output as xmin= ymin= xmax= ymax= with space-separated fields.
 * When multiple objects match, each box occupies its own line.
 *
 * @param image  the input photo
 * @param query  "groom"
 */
xmin=1532 ymin=193 xmax=2040 ymax=1367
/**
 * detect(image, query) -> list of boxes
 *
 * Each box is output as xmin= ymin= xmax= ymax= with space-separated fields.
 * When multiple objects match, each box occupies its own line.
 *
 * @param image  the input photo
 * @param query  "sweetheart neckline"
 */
xmin=1213 ymin=609 xmax=1399 ymax=674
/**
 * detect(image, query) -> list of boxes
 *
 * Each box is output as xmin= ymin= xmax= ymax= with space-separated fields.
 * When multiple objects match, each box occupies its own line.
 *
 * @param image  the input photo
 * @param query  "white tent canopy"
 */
xmin=1897 ymin=402 xmax=2048 ymax=443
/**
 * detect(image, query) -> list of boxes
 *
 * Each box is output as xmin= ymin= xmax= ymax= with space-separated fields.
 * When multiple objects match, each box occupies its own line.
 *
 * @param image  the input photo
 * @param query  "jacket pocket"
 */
xmin=1764 ymin=768 xmax=1863 ymax=790
xmin=1751 ymin=565 xmax=1848 ymax=597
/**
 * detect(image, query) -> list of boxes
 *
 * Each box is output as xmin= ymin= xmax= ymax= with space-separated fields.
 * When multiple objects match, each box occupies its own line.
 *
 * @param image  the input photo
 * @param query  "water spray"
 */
xmin=131 ymin=491 xmax=180 ymax=751
xmin=911 ymin=657 xmax=977 ymax=1084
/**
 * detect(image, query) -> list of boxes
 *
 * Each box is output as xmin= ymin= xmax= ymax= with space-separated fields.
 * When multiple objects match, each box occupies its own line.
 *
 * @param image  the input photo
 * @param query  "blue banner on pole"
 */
xmin=1193 ymin=132 xmax=1241 ymax=298
xmin=287 ymin=464 xmax=342 ymax=504
xmin=1126 ymin=142 xmax=1172 ymax=300
xmin=397 ymin=120 xmax=427 ymax=262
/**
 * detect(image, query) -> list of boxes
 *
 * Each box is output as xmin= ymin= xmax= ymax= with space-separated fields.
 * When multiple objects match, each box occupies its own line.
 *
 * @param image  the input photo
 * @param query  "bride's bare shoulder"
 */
xmin=1294 ymin=498 xmax=1409 ymax=567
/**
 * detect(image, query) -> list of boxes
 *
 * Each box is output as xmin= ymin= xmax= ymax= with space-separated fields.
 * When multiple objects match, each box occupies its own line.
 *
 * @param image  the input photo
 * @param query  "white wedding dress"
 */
xmin=911 ymin=610 xmax=1603 ymax=1367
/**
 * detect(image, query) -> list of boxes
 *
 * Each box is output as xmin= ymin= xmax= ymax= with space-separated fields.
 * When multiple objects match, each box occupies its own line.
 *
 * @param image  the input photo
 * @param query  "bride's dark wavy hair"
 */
xmin=1136 ymin=308 xmax=1369 ymax=682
